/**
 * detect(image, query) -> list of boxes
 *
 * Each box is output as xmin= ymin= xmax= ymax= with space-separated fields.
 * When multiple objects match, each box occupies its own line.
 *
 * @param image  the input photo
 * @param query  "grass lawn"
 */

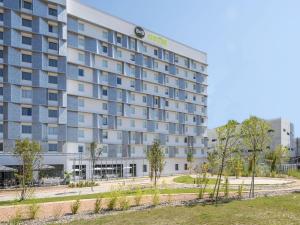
xmin=60 ymin=194 xmax=300 ymax=225
xmin=0 ymin=188 xmax=209 ymax=207
xmin=174 ymin=175 xmax=217 ymax=185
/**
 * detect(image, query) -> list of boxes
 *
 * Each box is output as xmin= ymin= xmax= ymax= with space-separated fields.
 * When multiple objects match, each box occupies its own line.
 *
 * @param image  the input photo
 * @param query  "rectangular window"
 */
xmin=48 ymin=7 xmax=58 ymax=17
xmin=22 ymin=107 xmax=32 ymax=116
xmin=48 ymin=109 xmax=58 ymax=118
xmin=49 ymin=41 xmax=58 ymax=50
xmin=143 ymin=165 xmax=147 ymax=172
xmin=78 ymin=145 xmax=84 ymax=153
xmin=48 ymin=126 xmax=58 ymax=135
xmin=0 ymin=143 xmax=3 ymax=152
xmin=78 ymin=22 xmax=85 ymax=31
xmin=48 ymin=24 xmax=58 ymax=33
xmin=0 ymin=31 xmax=3 ymax=40
xmin=22 ymin=54 xmax=32 ymax=63
xmin=184 ymin=164 xmax=188 ymax=170
xmin=48 ymin=75 xmax=58 ymax=84
xmin=22 ymin=89 xmax=32 ymax=99
xmin=0 ymin=49 xmax=3 ymax=59
xmin=0 ymin=105 xmax=3 ymax=114
xmin=22 ymin=125 xmax=32 ymax=134
xmin=78 ymin=37 xmax=85 ymax=49
xmin=23 ymin=0 xmax=32 ymax=10
xmin=22 ymin=36 xmax=32 ymax=45
xmin=102 ymin=88 xmax=107 ymax=96
xmin=49 ymin=58 xmax=58 ymax=67
xmin=22 ymin=18 xmax=32 ymax=28
xmin=154 ymin=49 xmax=158 ymax=56
xmin=102 ymin=45 xmax=108 ymax=53
xmin=48 ymin=92 xmax=58 ymax=101
xmin=48 ymin=143 xmax=57 ymax=151
xmin=78 ymin=68 xmax=84 ymax=77
xmin=117 ymin=77 xmax=122 ymax=85
xmin=22 ymin=71 xmax=32 ymax=81
xmin=116 ymin=35 xmax=122 ymax=44
xmin=102 ymin=117 xmax=108 ymax=126
xmin=0 ymin=13 xmax=3 ymax=21
xmin=175 ymin=164 xmax=179 ymax=171
xmin=0 ymin=124 xmax=3 ymax=133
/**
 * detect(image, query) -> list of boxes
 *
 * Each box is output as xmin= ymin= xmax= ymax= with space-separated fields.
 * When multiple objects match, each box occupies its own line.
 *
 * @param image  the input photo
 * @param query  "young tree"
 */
xmin=206 ymin=150 xmax=219 ymax=175
xmin=265 ymin=145 xmax=289 ymax=173
xmin=147 ymin=140 xmax=165 ymax=187
xmin=14 ymin=139 xmax=42 ymax=200
xmin=212 ymin=120 xmax=241 ymax=204
xmin=89 ymin=142 xmax=103 ymax=186
xmin=186 ymin=148 xmax=194 ymax=174
xmin=241 ymin=116 xmax=271 ymax=198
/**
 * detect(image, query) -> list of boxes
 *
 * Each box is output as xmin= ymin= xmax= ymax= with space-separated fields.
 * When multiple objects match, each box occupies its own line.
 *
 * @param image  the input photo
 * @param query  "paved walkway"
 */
xmin=0 ymin=175 xmax=298 ymax=202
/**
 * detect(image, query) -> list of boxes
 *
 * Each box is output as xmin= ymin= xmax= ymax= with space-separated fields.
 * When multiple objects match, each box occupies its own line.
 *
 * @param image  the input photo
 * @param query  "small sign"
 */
xmin=134 ymin=26 xmax=145 ymax=38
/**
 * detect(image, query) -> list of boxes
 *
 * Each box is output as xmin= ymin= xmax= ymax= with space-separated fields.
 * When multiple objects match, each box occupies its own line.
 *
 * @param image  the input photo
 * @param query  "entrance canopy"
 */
xmin=0 ymin=165 xmax=17 ymax=172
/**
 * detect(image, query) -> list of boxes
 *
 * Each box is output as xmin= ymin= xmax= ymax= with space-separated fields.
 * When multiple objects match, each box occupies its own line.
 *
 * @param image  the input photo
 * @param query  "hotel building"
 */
xmin=0 ymin=0 xmax=208 ymax=179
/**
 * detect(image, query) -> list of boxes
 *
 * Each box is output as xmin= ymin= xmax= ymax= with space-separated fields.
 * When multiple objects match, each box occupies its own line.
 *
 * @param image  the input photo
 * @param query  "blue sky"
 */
xmin=81 ymin=0 xmax=300 ymax=135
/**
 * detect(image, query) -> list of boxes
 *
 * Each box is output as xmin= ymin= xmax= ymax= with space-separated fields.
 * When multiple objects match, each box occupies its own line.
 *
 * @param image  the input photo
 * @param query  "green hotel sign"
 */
xmin=134 ymin=26 xmax=168 ymax=47
xmin=147 ymin=33 xmax=168 ymax=47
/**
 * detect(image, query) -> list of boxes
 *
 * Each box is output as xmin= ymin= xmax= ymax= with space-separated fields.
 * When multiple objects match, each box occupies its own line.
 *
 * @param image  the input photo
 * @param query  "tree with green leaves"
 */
xmin=186 ymin=148 xmax=194 ymax=174
xmin=241 ymin=116 xmax=271 ymax=198
xmin=212 ymin=120 xmax=241 ymax=204
xmin=89 ymin=142 xmax=103 ymax=186
xmin=206 ymin=150 xmax=219 ymax=175
xmin=14 ymin=139 xmax=42 ymax=200
xmin=265 ymin=145 xmax=289 ymax=173
xmin=147 ymin=140 xmax=165 ymax=187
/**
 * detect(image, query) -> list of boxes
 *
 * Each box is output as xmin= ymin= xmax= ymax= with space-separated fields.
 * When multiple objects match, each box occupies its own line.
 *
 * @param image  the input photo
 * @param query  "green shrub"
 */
xmin=94 ymin=197 xmax=102 ymax=214
xmin=9 ymin=209 xmax=22 ymax=225
xmin=119 ymin=196 xmax=130 ymax=211
xmin=134 ymin=188 xmax=143 ymax=206
xmin=107 ymin=191 xmax=119 ymax=210
xmin=152 ymin=189 xmax=160 ymax=206
xmin=28 ymin=202 xmax=40 ymax=219
xmin=70 ymin=199 xmax=80 ymax=215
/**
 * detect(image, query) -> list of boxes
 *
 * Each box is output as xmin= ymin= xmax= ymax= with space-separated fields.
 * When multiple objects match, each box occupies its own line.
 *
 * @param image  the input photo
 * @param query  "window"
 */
xmin=102 ymin=44 xmax=107 ymax=53
xmin=23 ymin=0 xmax=32 ymax=10
xmin=143 ymin=165 xmax=147 ymax=173
xmin=48 ymin=143 xmax=57 ymax=152
xmin=0 ymin=143 xmax=3 ymax=152
xmin=78 ymin=68 xmax=84 ymax=77
xmin=78 ymin=145 xmax=84 ymax=153
xmin=0 ymin=12 xmax=3 ymax=21
xmin=49 ymin=41 xmax=58 ymax=50
xmin=22 ymin=125 xmax=32 ymax=134
xmin=22 ymin=53 xmax=32 ymax=63
xmin=78 ymin=83 xmax=84 ymax=92
xmin=48 ymin=23 xmax=58 ymax=33
xmin=102 ymin=60 xmax=108 ymax=68
xmin=22 ymin=89 xmax=32 ymax=99
xmin=0 ymin=49 xmax=3 ymax=59
xmin=0 ymin=105 xmax=3 ymax=114
xmin=116 ymin=50 xmax=122 ymax=58
xmin=0 ymin=86 xmax=2 ymax=96
xmin=48 ymin=126 xmax=58 ymax=135
xmin=0 ymin=124 xmax=3 ymax=133
xmin=116 ymin=64 xmax=122 ymax=73
xmin=48 ymin=7 xmax=58 ymax=17
xmin=102 ymin=117 xmax=108 ymax=126
xmin=184 ymin=164 xmax=188 ymax=170
xmin=103 ymin=131 xmax=108 ymax=139
xmin=22 ymin=107 xmax=32 ymax=116
xmin=175 ymin=164 xmax=179 ymax=171
xmin=49 ymin=58 xmax=58 ymax=67
xmin=130 ymin=80 xmax=135 ymax=88
xmin=142 ymin=96 xmax=147 ymax=103
xmin=165 ymin=100 xmax=169 ymax=107
xmin=78 ymin=129 xmax=84 ymax=138
xmin=78 ymin=22 xmax=85 ymax=31
xmin=48 ymin=74 xmax=58 ymax=84
xmin=78 ymin=114 xmax=85 ymax=122
xmin=78 ymin=98 xmax=84 ymax=107
xmin=0 ymin=30 xmax=3 ymax=40
xmin=22 ymin=71 xmax=32 ymax=81
xmin=165 ymin=65 xmax=169 ymax=71
xmin=154 ymin=49 xmax=158 ymax=56
xmin=48 ymin=92 xmax=58 ymax=101
xmin=22 ymin=35 xmax=32 ymax=45
xmin=48 ymin=109 xmax=58 ymax=118
xmin=117 ymin=77 xmax=122 ymax=85
xmin=130 ymin=54 xmax=135 ymax=61
xmin=102 ymin=88 xmax=107 ymax=96
xmin=116 ymin=35 xmax=122 ymax=44
xmin=102 ymin=31 xmax=108 ymax=40
xmin=22 ymin=18 xmax=32 ymax=28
